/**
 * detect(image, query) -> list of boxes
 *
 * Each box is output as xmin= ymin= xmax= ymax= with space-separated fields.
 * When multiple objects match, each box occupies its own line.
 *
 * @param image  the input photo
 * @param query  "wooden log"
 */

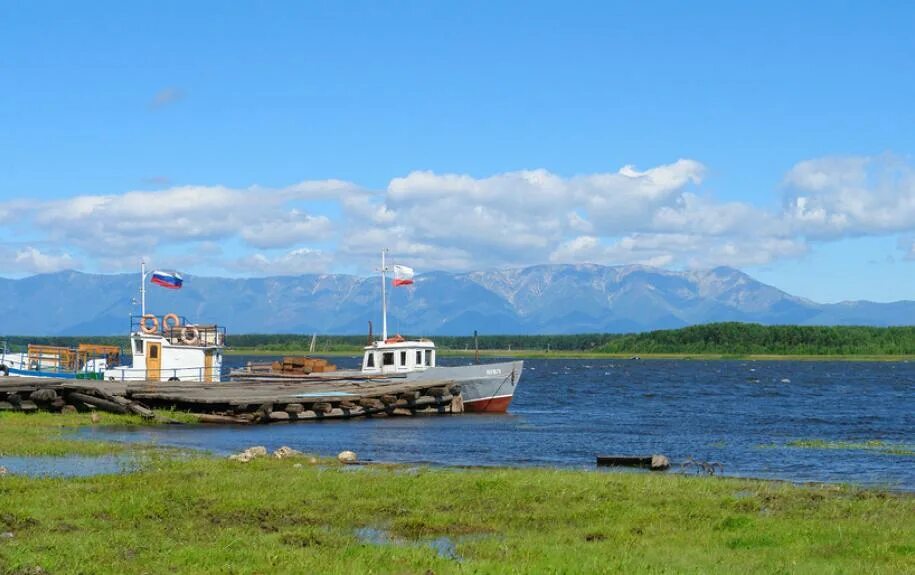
xmin=359 ymin=398 xmax=384 ymax=410
xmin=268 ymin=411 xmax=291 ymax=422
xmin=18 ymin=400 xmax=38 ymax=412
xmin=596 ymin=455 xmax=653 ymax=468
xmin=66 ymin=392 xmax=128 ymax=414
xmin=195 ymin=413 xmax=251 ymax=424
xmin=391 ymin=407 xmax=412 ymax=416
xmin=450 ymin=395 xmax=464 ymax=414
xmin=342 ymin=406 xmax=365 ymax=418
xmin=126 ymin=402 xmax=156 ymax=419
xmin=29 ymin=388 xmax=58 ymax=402
xmin=285 ymin=403 xmax=304 ymax=414
xmin=379 ymin=394 xmax=397 ymax=405
xmin=312 ymin=402 xmax=332 ymax=414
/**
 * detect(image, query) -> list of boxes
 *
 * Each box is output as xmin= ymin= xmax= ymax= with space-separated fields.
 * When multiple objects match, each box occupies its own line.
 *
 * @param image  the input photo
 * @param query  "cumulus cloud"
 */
xmin=226 ymin=248 xmax=334 ymax=276
xmin=13 ymin=183 xmax=342 ymax=257
xmin=0 ymin=246 xmax=78 ymax=274
xmin=783 ymin=155 xmax=915 ymax=238
xmin=6 ymin=154 xmax=915 ymax=277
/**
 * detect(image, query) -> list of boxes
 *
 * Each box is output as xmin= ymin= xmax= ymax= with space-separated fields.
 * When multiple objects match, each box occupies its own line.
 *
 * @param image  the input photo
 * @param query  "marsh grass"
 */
xmin=0 ymin=410 xmax=196 ymax=457
xmin=787 ymin=438 xmax=915 ymax=456
xmin=0 ymin=415 xmax=912 ymax=573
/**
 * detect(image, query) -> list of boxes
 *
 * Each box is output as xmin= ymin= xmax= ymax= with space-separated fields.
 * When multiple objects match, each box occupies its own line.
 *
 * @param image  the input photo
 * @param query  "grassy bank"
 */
xmin=0 ymin=413 xmax=912 ymax=573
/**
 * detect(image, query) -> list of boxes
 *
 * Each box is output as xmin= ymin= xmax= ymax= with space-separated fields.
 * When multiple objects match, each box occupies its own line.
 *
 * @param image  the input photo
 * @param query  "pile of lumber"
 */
xmin=270 ymin=356 xmax=337 ymax=374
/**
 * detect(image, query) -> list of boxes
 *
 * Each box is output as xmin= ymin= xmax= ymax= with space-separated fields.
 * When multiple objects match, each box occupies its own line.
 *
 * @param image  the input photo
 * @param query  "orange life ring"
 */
xmin=181 ymin=324 xmax=200 ymax=345
xmin=162 ymin=313 xmax=181 ymax=331
xmin=140 ymin=314 xmax=159 ymax=334
xmin=384 ymin=334 xmax=405 ymax=344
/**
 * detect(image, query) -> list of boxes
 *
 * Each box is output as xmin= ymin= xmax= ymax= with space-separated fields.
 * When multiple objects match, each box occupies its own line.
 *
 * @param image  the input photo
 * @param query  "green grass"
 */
xmin=0 ymin=411 xmax=197 ymax=456
xmin=787 ymin=439 xmax=915 ymax=456
xmin=0 ymin=413 xmax=912 ymax=573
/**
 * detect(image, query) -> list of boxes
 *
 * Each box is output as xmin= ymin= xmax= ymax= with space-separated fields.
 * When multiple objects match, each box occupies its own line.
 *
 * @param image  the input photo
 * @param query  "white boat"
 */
xmin=0 ymin=263 xmax=225 ymax=383
xmin=233 ymin=250 xmax=524 ymax=412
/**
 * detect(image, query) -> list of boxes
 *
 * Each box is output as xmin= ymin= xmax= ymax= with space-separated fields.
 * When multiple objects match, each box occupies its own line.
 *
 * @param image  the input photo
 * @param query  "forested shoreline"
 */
xmin=4 ymin=323 xmax=915 ymax=356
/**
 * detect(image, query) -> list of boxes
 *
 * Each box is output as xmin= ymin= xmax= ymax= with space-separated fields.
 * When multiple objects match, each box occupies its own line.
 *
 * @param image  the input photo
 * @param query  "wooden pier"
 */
xmin=0 ymin=374 xmax=464 ymax=424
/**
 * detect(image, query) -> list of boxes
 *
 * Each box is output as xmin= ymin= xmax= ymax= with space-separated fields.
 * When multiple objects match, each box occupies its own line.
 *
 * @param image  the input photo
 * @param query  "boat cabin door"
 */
xmin=204 ymin=350 xmax=215 ymax=382
xmin=147 ymin=342 xmax=161 ymax=381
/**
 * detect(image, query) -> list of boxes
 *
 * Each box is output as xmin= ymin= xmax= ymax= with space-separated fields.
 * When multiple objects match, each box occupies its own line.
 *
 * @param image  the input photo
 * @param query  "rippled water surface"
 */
xmin=83 ymin=356 xmax=914 ymax=489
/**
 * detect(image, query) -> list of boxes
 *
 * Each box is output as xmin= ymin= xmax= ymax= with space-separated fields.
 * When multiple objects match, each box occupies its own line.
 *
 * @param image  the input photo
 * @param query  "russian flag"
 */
xmin=150 ymin=270 xmax=183 ymax=289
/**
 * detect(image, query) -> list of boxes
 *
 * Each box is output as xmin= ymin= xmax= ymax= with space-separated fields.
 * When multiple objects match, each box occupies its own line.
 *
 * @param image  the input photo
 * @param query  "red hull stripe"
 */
xmin=463 ymin=395 xmax=513 ymax=413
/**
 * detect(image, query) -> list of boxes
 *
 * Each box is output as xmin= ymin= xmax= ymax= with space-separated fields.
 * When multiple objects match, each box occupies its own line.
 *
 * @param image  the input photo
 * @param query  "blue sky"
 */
xmin=1 ymin=1 xmax=914 ymax=303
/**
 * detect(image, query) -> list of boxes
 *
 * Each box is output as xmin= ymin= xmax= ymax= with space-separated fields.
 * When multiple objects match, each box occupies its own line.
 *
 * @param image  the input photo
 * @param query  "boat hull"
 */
xmin=230 ymin=360 xmax=525 ymax=413
xmin=405 ymin=360 xmax=523 ymax=413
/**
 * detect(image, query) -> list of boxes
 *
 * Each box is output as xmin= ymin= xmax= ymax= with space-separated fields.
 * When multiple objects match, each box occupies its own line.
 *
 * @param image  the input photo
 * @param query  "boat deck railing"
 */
xmin=106 ymin=364 xmax=228 ymax=382
xmin=131 ymin=315 xmax=226 ymax=347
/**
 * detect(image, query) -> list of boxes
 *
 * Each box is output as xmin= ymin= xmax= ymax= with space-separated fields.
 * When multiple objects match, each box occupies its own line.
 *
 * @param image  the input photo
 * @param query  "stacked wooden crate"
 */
xmin=271 ymin=356 xmax=337 ymax=375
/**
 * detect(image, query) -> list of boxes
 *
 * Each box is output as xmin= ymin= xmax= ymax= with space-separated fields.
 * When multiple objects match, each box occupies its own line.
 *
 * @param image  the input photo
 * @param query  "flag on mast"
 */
xmin=150 ymin=270 xmax=183 ymax=289
xmin=392 ymin=265 xmax=414 ymax=287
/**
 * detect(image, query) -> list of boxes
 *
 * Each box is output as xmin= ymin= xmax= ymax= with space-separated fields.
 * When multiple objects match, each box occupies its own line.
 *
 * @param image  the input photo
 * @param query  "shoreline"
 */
xmin=0 ymin=411 xmax=911 ymax=573
xmin=225 ymin=348 xmax=915 ymax=361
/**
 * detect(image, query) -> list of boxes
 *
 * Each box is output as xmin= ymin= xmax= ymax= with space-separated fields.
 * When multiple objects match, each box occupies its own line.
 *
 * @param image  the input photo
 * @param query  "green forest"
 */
xmin=3 ymin=323 xmax=914 ymax=356
xmin=595 ymin=323 xmax=915 ymax=355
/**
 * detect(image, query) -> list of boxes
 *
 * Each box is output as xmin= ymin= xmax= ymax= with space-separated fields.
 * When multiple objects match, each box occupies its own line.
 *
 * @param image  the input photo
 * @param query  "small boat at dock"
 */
xmin=231 ymin=251 xmax=524 ymax=413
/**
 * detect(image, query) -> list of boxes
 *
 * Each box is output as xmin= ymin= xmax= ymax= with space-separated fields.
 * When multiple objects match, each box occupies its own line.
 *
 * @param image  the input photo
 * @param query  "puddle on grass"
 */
xmin=354 ymin=527 xmax=462 ymax=561
xmin=0 ymin=455 xmax=135 ymax=478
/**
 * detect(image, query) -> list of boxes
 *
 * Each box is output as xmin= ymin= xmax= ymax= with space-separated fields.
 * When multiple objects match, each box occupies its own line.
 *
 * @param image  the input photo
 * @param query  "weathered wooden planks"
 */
xmin=0 ymin=375 xmax=464 ymax=424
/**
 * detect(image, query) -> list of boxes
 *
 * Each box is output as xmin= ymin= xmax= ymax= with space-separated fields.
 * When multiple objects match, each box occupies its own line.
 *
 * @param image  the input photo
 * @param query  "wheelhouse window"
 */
xmin=382 ymin=352 xmax=394 ymax=366
xmin=134 ymin=340 xmax=144 ymax=354
xmin=400 ymin=351 xmax=407 ymax=366
xmin=366 ymin=353 xmax=375 ymax=368
xmin=416 ymin=350 xmax=422 ymax=364
xmin=425 ymin=350 xmax=433 ymax=366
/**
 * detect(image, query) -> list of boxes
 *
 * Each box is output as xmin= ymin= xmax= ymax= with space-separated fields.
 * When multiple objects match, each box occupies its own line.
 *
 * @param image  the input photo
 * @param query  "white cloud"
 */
xmin=227 ymin=248 xmax=334 ymax=276
xmin=0 ymin=246 xmax=78 ymax=274
xmin=23 ymin=184 xmax=342 ymax=256
xmin=7 ymin=154 xmax=915 ymax=278
xmin=240 ymin=211 xmax=333 ymax=249
xmin=783 ymin=155 xmax=915 ymax=238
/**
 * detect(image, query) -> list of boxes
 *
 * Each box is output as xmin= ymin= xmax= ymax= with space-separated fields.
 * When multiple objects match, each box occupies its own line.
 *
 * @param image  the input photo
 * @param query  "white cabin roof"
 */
xmin=365 ymin=338 xmax=435 ymax=351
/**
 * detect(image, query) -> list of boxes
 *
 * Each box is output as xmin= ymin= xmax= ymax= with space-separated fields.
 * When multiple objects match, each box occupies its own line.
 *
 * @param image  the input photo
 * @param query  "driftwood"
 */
xmin=66 ymin=392 xmax=129 ymax=414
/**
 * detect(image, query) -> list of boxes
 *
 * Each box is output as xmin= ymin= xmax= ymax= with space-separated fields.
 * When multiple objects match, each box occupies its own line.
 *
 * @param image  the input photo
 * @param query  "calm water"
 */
xmin=83 ymin=356 xmax=914 ymax=490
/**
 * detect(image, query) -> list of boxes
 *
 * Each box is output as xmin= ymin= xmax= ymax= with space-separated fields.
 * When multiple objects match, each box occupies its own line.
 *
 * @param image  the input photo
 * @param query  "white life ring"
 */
xmin=162 ymin=313 xmax=181 ymax=331
xmin=181 ymin=324 xmax=200 ymax=345
xmin=140 ymin=314 xmax=159 ymax=334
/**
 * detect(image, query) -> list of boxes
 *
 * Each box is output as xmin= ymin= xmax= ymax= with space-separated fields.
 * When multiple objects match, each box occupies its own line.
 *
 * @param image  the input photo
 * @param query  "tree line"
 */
xmin=3 ymin=323 xmax=914 ymax=355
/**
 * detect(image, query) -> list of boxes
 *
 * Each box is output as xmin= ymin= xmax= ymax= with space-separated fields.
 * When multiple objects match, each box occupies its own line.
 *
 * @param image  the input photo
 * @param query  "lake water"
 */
xmin=82 ymin=356 xmax=914 ymax=490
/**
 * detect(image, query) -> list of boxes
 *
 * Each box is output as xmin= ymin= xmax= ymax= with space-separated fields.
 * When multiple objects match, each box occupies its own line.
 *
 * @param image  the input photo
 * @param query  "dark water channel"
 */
xmin=82 ymin=356 xmax=914 ymax=490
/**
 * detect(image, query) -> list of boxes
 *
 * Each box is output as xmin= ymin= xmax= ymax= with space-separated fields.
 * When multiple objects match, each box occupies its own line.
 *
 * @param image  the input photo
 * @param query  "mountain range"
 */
xmin=1 ymin=264 xmax=912 ymax=336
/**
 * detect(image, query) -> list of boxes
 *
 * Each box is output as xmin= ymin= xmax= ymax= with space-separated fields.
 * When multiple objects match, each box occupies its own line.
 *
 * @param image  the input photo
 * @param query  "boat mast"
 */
xmin=140 ymin=260 xmax=147 ymax=317
xmin=381 ymin=248 xmax=389 ymax=341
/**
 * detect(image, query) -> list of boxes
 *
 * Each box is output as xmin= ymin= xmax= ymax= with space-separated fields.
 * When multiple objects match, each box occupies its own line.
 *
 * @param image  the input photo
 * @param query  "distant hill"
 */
xmin=1 ymin=264 xmax=913 ymax=336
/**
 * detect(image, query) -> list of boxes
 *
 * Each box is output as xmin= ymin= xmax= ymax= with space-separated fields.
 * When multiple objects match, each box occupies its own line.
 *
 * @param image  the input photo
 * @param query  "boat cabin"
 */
xmin=361 ymin=336 xmax=435 ymax=375
xmin=104 ymin=313 xmax=226 ymax=382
